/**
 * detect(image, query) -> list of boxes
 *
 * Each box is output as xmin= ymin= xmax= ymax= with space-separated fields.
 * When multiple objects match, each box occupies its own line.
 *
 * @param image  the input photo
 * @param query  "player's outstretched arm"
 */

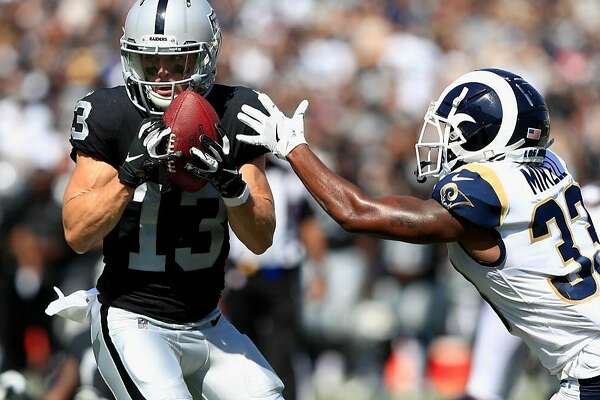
xmin=286 ymin=145 xmax=464 ymax=243
xmin=237 ymin=94 xmax=465 ymax=244
xmin=63 ymin=153 xmax=134 ymax=253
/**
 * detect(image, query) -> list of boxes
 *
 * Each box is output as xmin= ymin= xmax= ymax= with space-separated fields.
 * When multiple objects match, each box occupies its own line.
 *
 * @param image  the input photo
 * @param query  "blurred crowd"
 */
xmin=2 ymin=0 xmax=600 ymax=399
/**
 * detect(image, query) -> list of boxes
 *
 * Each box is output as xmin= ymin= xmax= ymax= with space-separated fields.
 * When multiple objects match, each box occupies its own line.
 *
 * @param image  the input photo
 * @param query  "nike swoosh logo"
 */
xmin=125 ymin=153 xmax=144 ymax=163
xmin=451 ymin=175 xmax=474 ymax=182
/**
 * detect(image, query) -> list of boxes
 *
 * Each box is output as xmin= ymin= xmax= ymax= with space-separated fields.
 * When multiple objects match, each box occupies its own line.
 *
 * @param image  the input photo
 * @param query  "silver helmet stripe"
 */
xmin=155 ymin=0 xmax=169 ymax=34
xmin=437 ymin=70 xmax=518 ymax=157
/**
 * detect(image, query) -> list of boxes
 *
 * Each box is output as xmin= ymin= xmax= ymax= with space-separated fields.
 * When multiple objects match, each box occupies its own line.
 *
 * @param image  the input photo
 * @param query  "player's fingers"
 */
xmin=190 ymin=147 xmax=217 ymax=170
xmin=236 ymin=134 xmax=266 ymax=147
xmin=155 ymin=150 xmax=179 ymax=161
xmin=157 ymin=127 xmax=171 ymax=140
xmin=293 ymin=100 xmax=309 ymax=118
xmin=240 ymin=105 xmax=267 ymax=123
xmin=190 ymin=146 xmax=207 ymax=160
xmin=237 ymin=112 xmax=264 ymax=134
xmin=139 ymin=120 xmax=155 ymax=138
xmin=185 ymin=163 xmax=211 ymax=177
xmin=190 ymin=147 xmax=212 ymax=164
xmin=199 ymin=136 xmax=223 ymax=162
xmin=145 ymin=127 xmax=172 ymax=153
xmin=200 ymin=134 xmax=217 ymax=147
xmin=256 ymin=92 xmax=279 ymax=115
xmin=214 ymin=123 xmax=228 ymax=139
xmin=221 ymin=134 xmax=231 ymax=156
xmin=53 ymin=286 xmax=65 ymax=298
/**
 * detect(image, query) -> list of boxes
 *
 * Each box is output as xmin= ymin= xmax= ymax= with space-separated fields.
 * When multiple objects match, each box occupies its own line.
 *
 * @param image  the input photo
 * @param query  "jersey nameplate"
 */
xmin=520 ymin=163 xmax=567 ymax=195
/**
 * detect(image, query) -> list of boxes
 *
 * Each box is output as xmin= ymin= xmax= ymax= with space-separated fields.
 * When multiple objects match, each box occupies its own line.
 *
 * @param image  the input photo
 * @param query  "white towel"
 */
xmin=45 ymin=287 xmax=99 ymax=323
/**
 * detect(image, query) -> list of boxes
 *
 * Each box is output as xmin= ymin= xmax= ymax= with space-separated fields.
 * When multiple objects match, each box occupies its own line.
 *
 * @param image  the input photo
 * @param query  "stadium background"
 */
xmin=1 ymin=0 xmax=600 ymax=398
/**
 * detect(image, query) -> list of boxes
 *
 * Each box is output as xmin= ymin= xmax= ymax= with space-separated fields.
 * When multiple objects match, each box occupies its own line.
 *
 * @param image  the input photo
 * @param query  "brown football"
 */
xmin=162 ymin=89 xmax=221 ymax=192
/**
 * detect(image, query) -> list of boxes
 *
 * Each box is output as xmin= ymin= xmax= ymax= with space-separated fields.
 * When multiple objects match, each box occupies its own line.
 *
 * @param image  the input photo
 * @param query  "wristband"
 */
xmin=223 ymin=184 xmax=250 ymax=207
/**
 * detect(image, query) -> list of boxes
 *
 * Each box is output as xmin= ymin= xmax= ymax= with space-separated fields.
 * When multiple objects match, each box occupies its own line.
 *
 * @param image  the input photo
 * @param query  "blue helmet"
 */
xmin=415 ymin=68 xmax=550 ymax=180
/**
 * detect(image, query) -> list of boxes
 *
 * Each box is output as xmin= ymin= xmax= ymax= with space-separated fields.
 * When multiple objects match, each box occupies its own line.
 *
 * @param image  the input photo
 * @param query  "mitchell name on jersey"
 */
xmin=433 ymin=150 xmax=600 ymax=379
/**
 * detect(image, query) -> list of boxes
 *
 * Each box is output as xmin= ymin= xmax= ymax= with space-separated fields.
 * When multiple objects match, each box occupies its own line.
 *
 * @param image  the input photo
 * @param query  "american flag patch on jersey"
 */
xmin=527 ymin=127 xmax=542 ymax=140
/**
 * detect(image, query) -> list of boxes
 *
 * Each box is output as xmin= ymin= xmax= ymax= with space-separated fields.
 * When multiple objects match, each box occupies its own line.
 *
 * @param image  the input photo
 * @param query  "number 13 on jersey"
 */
xmin=129 ymin=182 xmax=226 ymax=272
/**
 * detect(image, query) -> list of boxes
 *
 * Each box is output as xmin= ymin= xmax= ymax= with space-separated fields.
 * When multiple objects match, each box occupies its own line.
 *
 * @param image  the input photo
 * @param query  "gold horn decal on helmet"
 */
xmin=440 ymin=183 xmax=474 ymax=209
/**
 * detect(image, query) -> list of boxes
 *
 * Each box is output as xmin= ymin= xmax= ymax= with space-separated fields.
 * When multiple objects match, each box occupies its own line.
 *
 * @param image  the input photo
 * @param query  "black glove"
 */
xmin=185 ymin=126 xmax=247 ymax=200
xmin=118 ymin=118 xmax=174 ymax=188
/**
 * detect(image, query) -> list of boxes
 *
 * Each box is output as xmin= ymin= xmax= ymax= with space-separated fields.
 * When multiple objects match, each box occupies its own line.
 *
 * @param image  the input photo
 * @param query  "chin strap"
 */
xmin=505 ymin=139 xmax=554 ymax=163
xmin=453 ymin=139 xmax=527 ymax=165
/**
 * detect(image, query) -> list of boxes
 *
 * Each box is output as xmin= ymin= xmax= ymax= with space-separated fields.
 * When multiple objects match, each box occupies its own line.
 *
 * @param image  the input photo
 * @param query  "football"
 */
xmin=162 ymin=89 xmax=221 ymax=192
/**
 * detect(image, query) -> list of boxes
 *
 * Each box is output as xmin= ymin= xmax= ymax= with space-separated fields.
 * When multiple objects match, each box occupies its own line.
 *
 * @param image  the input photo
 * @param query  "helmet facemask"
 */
xmin=415 ymin=69 xmax=552 ymax=183
xmin=415 ymin=86 xmax=531 ymax=182
xmin=121 ymin=33 xmax=221 ymax=115
xmin=415 ymin=88 xmax=470 ymax=181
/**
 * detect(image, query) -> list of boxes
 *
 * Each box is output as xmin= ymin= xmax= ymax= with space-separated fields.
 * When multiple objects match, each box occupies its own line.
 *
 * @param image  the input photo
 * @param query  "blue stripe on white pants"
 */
xmin=580 ymin=375 xmax=600 ymax=400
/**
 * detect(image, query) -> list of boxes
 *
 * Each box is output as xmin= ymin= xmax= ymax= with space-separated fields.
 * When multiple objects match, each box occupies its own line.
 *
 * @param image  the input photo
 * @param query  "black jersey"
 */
xmin=69 ymin=85 xmax=267 ymax=323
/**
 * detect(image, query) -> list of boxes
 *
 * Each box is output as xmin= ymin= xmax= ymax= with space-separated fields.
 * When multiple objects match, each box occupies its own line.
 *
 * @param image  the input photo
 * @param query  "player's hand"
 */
xmin=185 ymin=126 xmax=248 ymax=203
xmin=118 ymin=118 xmax=175 ymax=188
xmin=236 ymin=92 xmax=309 ymax=159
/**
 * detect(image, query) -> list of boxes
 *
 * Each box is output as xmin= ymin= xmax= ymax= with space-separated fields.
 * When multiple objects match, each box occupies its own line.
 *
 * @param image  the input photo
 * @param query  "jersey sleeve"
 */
xmin=69 ymin=90 xmax=120 ymax=166
xmin=221 ymin=87 xmax=269 ymax=166
xmin=432 ymin=165 xmax=508 ymax=229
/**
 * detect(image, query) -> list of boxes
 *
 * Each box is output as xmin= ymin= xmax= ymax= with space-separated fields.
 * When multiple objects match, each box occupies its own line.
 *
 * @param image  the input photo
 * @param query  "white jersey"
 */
xmin=432 ymin=149 xmax=600 ymax=378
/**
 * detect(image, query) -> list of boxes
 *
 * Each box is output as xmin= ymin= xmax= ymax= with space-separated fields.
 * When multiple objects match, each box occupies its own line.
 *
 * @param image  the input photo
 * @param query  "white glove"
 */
xmin=237 ymin=92 xmax=309 ymax=159
xmin=45 ymin=286 xmax=98 ymax=323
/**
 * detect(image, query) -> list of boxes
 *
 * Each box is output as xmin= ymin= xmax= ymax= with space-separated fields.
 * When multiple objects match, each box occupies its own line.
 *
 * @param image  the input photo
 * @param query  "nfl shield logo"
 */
xmin=527 ymin=127 xmax=541 ymax=140
xmin=138 ymin=318 xmax=148 ymax=329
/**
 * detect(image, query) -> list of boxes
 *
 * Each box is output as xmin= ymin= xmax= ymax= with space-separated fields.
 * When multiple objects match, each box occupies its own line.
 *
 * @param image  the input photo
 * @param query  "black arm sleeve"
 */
xmin=68 ymin=89 xmax=128 ymax=167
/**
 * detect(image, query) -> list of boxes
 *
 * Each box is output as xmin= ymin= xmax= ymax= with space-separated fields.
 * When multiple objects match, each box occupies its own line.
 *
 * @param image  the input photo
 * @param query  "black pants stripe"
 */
xmin=100 ymin=304 xmax=147 ymax=400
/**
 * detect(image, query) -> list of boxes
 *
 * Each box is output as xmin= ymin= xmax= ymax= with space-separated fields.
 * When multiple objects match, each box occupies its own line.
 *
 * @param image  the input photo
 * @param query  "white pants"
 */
xmin=466 ymin=303 xmax=524 ymax=400
xmin=90 ymin=301 xmax=284 ymax=400
xmin=550 ymin=378 xmax=600 ymax=400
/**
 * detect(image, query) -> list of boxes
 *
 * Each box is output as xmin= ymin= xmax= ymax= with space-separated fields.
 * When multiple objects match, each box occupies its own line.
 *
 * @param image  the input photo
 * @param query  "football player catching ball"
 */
xmin=58 ymin=1 xmax=284 ymax=399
